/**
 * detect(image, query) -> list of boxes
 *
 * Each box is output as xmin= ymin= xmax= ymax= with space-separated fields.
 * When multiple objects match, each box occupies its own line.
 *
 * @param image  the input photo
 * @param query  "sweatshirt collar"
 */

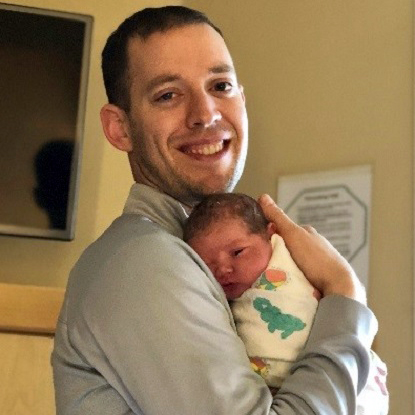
xmin=123 ymin=183 xmax=189 ymax=238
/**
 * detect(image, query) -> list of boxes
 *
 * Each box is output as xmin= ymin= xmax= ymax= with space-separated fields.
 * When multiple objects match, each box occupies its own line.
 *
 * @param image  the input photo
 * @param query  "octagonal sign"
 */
xmin=285 ymin=185 xmax=367 ymax=262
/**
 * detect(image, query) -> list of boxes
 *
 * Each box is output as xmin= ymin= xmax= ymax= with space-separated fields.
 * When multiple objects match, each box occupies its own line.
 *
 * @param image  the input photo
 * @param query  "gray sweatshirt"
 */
xmin=52 ymin=183 xmax=378 ymax=415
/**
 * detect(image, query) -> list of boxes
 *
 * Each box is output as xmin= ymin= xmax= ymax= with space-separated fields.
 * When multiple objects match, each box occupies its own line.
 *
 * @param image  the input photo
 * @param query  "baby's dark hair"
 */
xmin=183 ymin=193 xmax=269 ymax=242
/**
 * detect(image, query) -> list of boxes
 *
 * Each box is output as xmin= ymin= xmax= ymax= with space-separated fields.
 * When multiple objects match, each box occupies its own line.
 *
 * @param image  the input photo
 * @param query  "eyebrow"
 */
xmin=145 ymin=64 xmax=236 ymax=93
xmin=209 ymin=63 xmax=235 ymax=75
xmin=145 ymin=74 xmax=181 ymax=93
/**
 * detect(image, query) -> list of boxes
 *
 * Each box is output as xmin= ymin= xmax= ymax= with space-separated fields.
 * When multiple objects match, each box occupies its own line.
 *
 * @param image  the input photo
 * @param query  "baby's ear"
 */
xmin=266 ymin=222 xmax=277 ymax=238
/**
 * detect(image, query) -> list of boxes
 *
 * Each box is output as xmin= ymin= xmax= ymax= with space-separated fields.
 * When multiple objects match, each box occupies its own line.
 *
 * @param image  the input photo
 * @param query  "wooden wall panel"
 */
xmin=0 ymin=332 xmax=55 ymax=415
xmin=0 ymin=283 xmax=64 ymax=334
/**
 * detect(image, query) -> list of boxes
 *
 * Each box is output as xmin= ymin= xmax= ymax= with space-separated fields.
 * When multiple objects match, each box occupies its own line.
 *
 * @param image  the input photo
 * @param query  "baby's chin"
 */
xmin=224 ymin=272 xmax=264 ymax=300
xmin=223 ymin=283 xmax=251 ymax=301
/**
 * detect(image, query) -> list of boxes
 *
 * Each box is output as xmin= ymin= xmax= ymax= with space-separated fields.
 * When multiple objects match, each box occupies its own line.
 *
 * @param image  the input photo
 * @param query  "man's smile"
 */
xmin=180 ymin=139 xmax=231 ymax=158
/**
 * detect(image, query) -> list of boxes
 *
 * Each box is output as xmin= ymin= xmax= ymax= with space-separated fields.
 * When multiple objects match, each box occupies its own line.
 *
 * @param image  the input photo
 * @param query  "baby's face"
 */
xmin=188 ymin=217 xmax=273 ymax=300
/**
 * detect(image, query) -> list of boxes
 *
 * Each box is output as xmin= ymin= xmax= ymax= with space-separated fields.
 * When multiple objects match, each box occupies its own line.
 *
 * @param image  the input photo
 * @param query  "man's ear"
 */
xmin=100 ymin=103 xmax=133 ymax=152
xmin=239 ymin=84 xmax=246 ymax=103
xmin=266 ymin=222 xmax=277 ymax=238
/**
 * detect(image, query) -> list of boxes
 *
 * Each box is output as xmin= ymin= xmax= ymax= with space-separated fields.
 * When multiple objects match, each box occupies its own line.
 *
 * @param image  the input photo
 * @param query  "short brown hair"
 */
xmin=102 ymin=6 xmax=223 ymax=112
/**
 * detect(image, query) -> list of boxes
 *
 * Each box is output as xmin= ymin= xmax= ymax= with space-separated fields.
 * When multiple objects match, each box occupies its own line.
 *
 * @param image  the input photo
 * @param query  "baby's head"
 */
xmin=184 ymin=193 xmax=274 ymax=300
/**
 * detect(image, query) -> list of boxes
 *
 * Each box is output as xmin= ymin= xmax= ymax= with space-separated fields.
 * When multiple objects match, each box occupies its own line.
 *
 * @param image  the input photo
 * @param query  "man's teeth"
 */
xmin=189 ymin=142 xmax=224 ymax=155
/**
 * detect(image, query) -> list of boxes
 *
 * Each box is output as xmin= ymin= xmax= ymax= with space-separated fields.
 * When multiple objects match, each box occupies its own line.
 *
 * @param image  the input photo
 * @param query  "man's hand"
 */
xmin=258 ymin=194 xmax=366 ymax=304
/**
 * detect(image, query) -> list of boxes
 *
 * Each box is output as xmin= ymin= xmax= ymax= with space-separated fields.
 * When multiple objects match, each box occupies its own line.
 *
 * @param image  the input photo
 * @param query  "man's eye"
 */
xmin=214 ymin=82 xmax=232 ymax=92
xmin=156 ymin=92 xmax=175 ymax=101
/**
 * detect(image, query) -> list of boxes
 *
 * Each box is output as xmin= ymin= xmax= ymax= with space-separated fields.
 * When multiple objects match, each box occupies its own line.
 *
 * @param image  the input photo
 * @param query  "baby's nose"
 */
xmin=215 ymin=264 xmax=233 ymax=283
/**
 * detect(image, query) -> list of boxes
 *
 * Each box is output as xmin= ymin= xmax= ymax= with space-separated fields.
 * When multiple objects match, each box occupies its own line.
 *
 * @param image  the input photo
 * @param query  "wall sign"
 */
xmin=277 ymin=166 xmax=372 ymax=288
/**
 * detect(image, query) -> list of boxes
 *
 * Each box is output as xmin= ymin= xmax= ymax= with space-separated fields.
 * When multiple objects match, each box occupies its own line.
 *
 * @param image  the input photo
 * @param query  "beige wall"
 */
xmin=186 ymin=1 xmax=413 ymax=414
xmin=0 ymin=332 xmax=55 ymax=415
xmin=1 ymin=1 xmax=413 ymax=414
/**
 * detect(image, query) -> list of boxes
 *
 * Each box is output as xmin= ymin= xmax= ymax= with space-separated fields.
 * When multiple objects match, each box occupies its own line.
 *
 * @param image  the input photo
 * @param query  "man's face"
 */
xmin=124 ymin=24 xmax=248 ymax=205
xmin=188 ymin=217 xmax=273 ymax=300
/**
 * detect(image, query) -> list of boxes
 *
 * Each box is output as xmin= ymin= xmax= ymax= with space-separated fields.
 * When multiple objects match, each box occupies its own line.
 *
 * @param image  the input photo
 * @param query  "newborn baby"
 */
xmin=184 ymin=193 xmax=388 ymax=414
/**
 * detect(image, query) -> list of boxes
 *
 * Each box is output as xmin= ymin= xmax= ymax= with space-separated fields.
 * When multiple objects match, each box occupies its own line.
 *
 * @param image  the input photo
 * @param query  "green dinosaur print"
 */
xmin=253 ymin=297 xmax=306 ymax=339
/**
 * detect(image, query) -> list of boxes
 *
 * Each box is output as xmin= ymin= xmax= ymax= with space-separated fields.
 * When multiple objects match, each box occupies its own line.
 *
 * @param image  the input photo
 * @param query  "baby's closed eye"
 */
xmin=232 ymin=248 xmax=245 ymax=257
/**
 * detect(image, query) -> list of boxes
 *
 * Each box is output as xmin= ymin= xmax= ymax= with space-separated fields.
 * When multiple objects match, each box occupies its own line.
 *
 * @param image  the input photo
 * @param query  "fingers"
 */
xmin=257 ymin=194 xmax=296 ymax=236
xmin=258 ymin=195 xmax=317 ymax=236
xmin=302 ymin=225 xmax=318 ymax=235
xmin=258 ymin=195 xmax=366 ymax=303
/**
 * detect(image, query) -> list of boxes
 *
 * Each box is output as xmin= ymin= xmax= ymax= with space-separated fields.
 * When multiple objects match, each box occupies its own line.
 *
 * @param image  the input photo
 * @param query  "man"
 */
xmin=52 ymin=6 xmax=377 ymax=414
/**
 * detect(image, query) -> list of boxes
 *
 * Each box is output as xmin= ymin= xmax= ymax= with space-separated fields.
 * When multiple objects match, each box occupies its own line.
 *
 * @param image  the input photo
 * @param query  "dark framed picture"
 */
xmin=0 ymin=3 xmax=93 ymax=240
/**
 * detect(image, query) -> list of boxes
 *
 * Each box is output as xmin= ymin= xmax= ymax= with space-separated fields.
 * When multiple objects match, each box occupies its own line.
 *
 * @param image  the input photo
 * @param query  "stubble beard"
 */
xmin=132 ymin=143 xmax=247 ymax=207
xmin=188 ymin=148 xmax=247 ymax=205
xmin=153 ymin=154 xmax=246 ymax=206
xmin=129 ymin=120 xmax=248 ymax=206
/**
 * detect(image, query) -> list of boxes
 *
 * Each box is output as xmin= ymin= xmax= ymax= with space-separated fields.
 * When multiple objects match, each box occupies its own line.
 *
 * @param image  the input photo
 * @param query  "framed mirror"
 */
xmin=0 ymin=3 xmax=93 ymax=240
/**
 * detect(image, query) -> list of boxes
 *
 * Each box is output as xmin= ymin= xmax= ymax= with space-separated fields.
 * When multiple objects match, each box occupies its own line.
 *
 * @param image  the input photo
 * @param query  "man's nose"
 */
xmin=186 ymin=91 xmax=222 ymax=129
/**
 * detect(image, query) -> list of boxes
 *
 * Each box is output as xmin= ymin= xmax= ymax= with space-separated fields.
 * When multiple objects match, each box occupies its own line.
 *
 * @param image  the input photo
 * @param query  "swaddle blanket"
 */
xmin=231 ymin=235 xmax=389 ymax=415
xmin=231 ymin=234 xmax=319 ymax=387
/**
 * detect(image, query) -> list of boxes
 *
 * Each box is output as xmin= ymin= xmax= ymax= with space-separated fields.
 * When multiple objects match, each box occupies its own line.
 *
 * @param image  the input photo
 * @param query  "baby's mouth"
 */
xmin=221 ymin=281 xmax=236 ymax=291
